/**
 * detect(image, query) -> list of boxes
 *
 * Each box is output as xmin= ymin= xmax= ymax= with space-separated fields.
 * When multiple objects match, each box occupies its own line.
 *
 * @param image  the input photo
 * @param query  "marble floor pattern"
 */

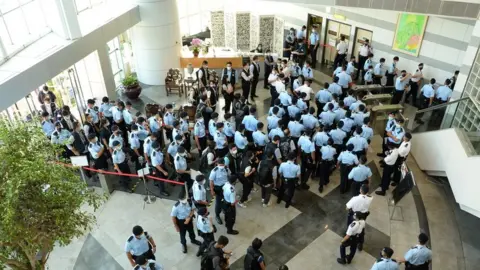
xmin=46 ymin=70 xmax=464 ymax=269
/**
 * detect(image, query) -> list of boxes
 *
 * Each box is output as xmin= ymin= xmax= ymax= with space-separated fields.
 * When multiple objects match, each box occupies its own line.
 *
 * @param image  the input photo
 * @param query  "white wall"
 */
xmin=411 ymin=128 xmax=480 ymax=218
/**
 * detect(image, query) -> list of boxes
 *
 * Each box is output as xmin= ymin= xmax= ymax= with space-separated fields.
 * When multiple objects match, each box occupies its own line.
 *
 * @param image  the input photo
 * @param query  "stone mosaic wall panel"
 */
xmin=236 ymin=12 xmax=251 ymax=51
xmin=250 ymin=14 xmax=259 ymax=51
xmin=259 ymin=16 xmax=275 ymax=53
xmin=210 ymin=11 xmax=225 ymax=47
xmin=273 ymin=17 xmax=285 ymax=56
xmin=224 ymin=12 xmax=236 ymax=49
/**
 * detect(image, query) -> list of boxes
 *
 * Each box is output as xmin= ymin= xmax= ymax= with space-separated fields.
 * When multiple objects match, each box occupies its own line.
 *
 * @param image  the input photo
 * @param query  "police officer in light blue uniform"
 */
xmin=143 ymin=132 xmax=159 ymax=165
xmin=268 ymin=124 xmax=285 ymax=140
xmin=253 ymin=122 xmax=269 ymax=150
xmin=347 ymin=127 xmax=369 ymax=157
xmin=112 ymin=140 xmax=132 ymax=191
xmin=371 ymin=247 xmax=399 ymax=270
xmin=86 ymin=99 xmax=99 ymax=126
xmin=387 ymin=119 xmax=405 ymax=146
xmin=268 ymin=101 xmax=286 ymax=118
xmin=234 ymin=124 xmax=249 ymax=152
xmin=88 ymin=133 xmax=108 ymax=170
xmin=392 ymin=70 xmax=410 ymax=104
xmin=223 ymin=175 xmax=239 ymax=234
xmin=348 ymin=155 xmax=372 ymax=196
xmin=323 ymin=94 xmax=339 ymax=112
xmin=340 ymin=112 xmax=355 ymax=134
xmin=163 ymin=104 xmax=175 ymax=142
xmin=334 ymin=101 xmax=346 ymax=122
xmin=279 ymin=91 xmax=292 ymax=107
xmin=41 ymin=112 xmax=55 ymax=138
xmin=419 ymin=78 xmax=435 ymax=109
xmin=399 ymin=233 xmax=431 ymax=269
xmin=328 ymin=77 xmax=343 ymax=97
xmin=172 ymin=121 xmax=184 ymax=143
xmin=150 ymin=141 xmax=170 ymax=197
xmin=344 ymin=91 xmax=357 ymax=108
xmin=109 ymin=125 xmax=124 ymax=149
xmin=287 ymin=98 xmax=301 ymax=119
xmin=337 ymin=144 xmax=359 ymax=194
xmin=214 ymin=122 xmax=228 ymax=157
xmin=209 ymin=159 xmax=230 ymax=225
xmin=299 ymin=130 xmax=315 ymax=189
xmin=361 ymin=118 xmax=374 ymax=143
xmin=267 ymin=107 xmax=281 ymax=131
xmin=313 ymin=125 xmax=330 ymax=147
xmin=223 ymin=116 xmax=235 ymax=142
xmin=330 ymin=121 xmax=347 ymax=155
xmin=135 ymin=118 xmax=150 ymax=141
xmin=349 ymin=98 xmax=365 ymax=112
xmin=301 ymin=107 xmax=318 ymax=131
xmin=51 ymin=122 xmax=72 ymax=146
xmin=315 ymin=83 xmax=333 ymax=117
xmin=288 ymin=114 xmax=304 ymax=147
xmin=318 ymin=138 xmax=337 ymax=192
xmin=130 ymin=124 xmax=143 ymax=170
xmin=435 ymin=79 xmax=453 ymax=103
xmin=170 ymin=191 xmax=201 ymax=253
xmin=277 ymin=153 xmax=301 ymax=208
xmin=195 ymin=207 xmax=215 ymax=257
xmin=123 ymin=101 xmax=135 ymax=128
xmin=167 ymin=135 xmax=183 ymax=161
xmin=320 ymin=103 xmax=336 ymax=127
xmin=242 ymin=108 xmax=258 ymax=142
xmin=148 ymin=113 xmax=162 ymax=134
xmin=99 ymin=97 xmax=113 ymax=123
xmin=125 ymin=225 xmax=156 ymax=265
xmin=194 ymin=113 xmax=207 ymax=152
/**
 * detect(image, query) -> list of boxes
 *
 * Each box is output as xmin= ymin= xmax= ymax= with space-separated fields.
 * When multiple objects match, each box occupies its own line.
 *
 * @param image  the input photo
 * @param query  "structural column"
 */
xmin=132 ymin=0 xmax=181 ymax=85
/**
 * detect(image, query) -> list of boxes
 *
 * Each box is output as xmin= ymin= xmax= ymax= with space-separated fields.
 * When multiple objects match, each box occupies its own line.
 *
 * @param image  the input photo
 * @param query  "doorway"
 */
xmin=353 ymin=28 xmax=373 ymax=60
xmin=323 ymin=20 xmax=351 ymax=67
xmin=306 ymin=14 xmax=323 ymax=68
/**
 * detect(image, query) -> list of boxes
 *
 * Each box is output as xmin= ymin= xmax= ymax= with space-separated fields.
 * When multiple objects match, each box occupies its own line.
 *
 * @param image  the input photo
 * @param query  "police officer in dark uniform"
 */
xmin=170 ymin=191 xmax=202 ymax=253
xmin=222 ymin=62 xmax=236 ymax=112
xmin=250 ymin=56 xmax=261 ymax=101
xmin=125 ymin=225 xmax=157 ymax=267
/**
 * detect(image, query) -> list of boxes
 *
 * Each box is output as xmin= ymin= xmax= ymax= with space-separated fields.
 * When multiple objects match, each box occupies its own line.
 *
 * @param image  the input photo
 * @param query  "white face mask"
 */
xmin=388 ymin=116 xmax=394 ymax=120
xmin=227 ymin=66 xmax=231 ymax=70
xmin=396 ymin=124 xmax=401 ymax=128
xmin=231 ymin=150 xmax=238 ymax=155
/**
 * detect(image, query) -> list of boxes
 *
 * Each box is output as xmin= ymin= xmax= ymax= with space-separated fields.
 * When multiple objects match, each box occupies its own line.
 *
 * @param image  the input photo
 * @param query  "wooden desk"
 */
xmin=180 ymin=56 xmax=243 ymax=68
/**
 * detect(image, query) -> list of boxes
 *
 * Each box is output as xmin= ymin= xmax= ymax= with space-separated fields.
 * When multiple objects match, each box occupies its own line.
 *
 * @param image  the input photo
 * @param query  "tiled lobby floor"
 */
xmin=46 ymin=69 xmax=479 ymax=270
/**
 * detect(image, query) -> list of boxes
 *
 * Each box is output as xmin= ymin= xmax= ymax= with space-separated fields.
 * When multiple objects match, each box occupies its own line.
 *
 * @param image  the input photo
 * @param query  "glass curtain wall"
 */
xmin=108 ymin=31 xmax=134 ymax=88
xmin=0 ymin=0 xmax=51 ymax=59
xmin=177 ymin=0 xmax=223 ymax=38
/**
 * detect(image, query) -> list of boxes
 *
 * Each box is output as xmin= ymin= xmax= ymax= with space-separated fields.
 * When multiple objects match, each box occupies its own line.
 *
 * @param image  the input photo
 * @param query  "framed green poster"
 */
xmin=392 ymin=13 xmax=428 ymax=57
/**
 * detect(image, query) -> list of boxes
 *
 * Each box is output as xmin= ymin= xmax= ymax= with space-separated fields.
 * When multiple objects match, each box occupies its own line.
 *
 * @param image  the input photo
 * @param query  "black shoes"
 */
xmin=357 ymin=243 xmax=363 ymax=251
xmin=253 ymin=95 xmax=259 ymax=98
xmin=377 ymin=153 xmax=386 ymax=157
xmin=182 ymin=244 xmax=187 ymax=253
xmin=375 ymin=190 xmax=386 ymax=196
xmin=318 ymin=186 xmax=323 ymax=193
xmin=227 ymin=230 xmax=239 ymax=235
xmin=191 ymin=239 xmax=202 ymax=246
xmin=390 ymin=182 xmax=397 ymax=187
xmin=337 ymin=258 xmax=346 ymax=265
xmin=301 ymin=183 xmax=310 ymax=190
xmin=216 ymin=216 xmax=223 ymax=225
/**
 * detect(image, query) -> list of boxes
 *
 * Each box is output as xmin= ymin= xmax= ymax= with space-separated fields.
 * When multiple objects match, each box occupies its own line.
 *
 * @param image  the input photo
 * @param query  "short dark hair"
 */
xmin=202 ymin=60 xmax=208 ymax=65
xmin=43 ymin=85 xmax=49 ymax=91
xmin=253 ymin=55 xmax=259 ymax=61
xmin=243 ymin=61 xmax=250 ymax=67
xmin=405 ymin=132 xmax=412 ymax=140
xmin=250 ymin=107 xmax=256 ymax=114
xmin=359 ymin=155 xmax=367 ymax=164
xmin=454 ymin=70 xmax=460 ymax=75
xmin=445 ymin=78 xmax=452 ymax=85
xmin=393 ymin=56 xmax=399 ymax=61
xmin=418 ymin=233 xmax=429 ymax=245
xmin=380 ymin=58 xmax=385 ymax=63
xmin=102 ymin=96 xmax=109 ymax=103
xmin=42 ymin=111 xmax=49 ymax=117
xmin=252 ymin=238 xmax=263 ymax=250
xmin=226 ymin=61 xmax=232 ymax=65
xmin=287 ymin=152 xmax=296 ymax=160
xmin=87 ymin=99 xmax=95 ymax=104
xmin=273 ymin=135 xmax=281 ymax=142
xmin=430 ymin=78 xmax=436 ymax=84
xmin=272 ymin=106 xmax=280 ymax=114
xmin=165 ymin=104 xmax=173 ymax=109
xmin=217 ymin=235 xmax=229 ymax=246
xmin=135 ymin=255 xmax=148 ymax=265
xmin=257 ymin=122 xmax=264 ymax=129
xmin=368 ymin=53 xmax=374 ymax=58
xmin=324 ymin=82 xmax=330 ymax=89
xmin=132 ymin=225 xmax=143 ymax=236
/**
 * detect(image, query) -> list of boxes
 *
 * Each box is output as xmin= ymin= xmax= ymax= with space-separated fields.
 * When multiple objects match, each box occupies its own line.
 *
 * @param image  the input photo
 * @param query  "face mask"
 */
xmin=396 ymin=124 xmax=401 ymax=128
xmin=388 ymin=116 xmax=394 ymax=120
xmin=199 ymin=181 xmax=205 ymax=186
xmin=289 ymin=31 xmax=294 ymax=35
xmin=198 ymin=118 xmax=203 ymax=122
xmin=210 ymin=85 xmax=215 ymax=88
xmin=93 ymin=137 xmax=98 ymax=143
xmin=227 ymin=66 xmax=231 ymax=70
xmin=204 ymin=65 xmax=208 ymax=69
xmin=232 ymin=150 xmax=238 ymax=155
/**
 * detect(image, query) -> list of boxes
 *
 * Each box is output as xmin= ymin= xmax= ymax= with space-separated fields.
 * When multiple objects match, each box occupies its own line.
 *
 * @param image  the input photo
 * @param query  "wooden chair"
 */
xmin=165 ymin=68 xmax=184 ymax=96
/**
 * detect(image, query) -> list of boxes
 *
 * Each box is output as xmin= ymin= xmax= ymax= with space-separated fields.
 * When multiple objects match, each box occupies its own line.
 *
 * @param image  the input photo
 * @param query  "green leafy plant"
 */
xmin=0 ymin=119 xmax=104 ymax=270
xmin=122 ymin=75 xmax=138 ymax=89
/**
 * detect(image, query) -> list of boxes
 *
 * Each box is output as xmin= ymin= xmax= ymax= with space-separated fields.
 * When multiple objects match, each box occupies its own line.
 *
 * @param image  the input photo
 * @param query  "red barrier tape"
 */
xmin=56 ymin=161 xmax=185 ymax=185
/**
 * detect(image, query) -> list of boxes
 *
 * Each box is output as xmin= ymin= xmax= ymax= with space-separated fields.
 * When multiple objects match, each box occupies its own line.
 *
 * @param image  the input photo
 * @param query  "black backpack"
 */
xmin=200 ymin=242 xmax=220 ymax=270
xmin=200 ymin=148 xmax=214 ymax=170
xmin=244 ymin=249 xmax=263 ymax=270
xmin=279 ymin=137 xmax=292 ymax=160
xmin=257 ymin=160 xmax=272 ymax=185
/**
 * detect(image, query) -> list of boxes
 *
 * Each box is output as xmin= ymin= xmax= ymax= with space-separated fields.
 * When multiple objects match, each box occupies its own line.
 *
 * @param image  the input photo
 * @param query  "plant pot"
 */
xmin=193 ymin=51 xmax=199 ymax=57
xmin=123 ymin=84 xmax=142 ymax=99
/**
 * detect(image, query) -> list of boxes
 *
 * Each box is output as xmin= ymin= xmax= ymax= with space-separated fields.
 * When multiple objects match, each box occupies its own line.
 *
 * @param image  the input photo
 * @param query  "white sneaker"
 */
xmin=262 ymin=203 xmax=268 ymax=208
xmin=261 ymin=199 xmax=265 ymax=203
xmin=238 ymin=203 xmax=247 ymax=208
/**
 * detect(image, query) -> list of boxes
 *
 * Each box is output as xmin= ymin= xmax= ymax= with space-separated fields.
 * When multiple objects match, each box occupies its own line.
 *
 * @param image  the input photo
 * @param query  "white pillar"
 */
xmin=132 ymin=0 xmax=181 ymax=85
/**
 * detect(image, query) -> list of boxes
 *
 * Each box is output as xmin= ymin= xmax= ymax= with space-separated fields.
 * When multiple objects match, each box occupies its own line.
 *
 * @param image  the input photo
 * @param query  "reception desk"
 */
xmin=180 ymin=56 xmax=243 ymax=68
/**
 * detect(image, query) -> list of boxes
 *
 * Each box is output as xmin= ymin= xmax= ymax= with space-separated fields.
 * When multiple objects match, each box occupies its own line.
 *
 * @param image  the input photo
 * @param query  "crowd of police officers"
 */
xmin=38 ymin=46 xmax=431 ymax=269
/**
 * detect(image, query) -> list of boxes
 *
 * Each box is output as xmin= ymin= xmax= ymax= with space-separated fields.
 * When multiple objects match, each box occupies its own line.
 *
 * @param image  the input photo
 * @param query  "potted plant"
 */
xmin=191 ymin=38 xmax=202 ymax=57
xmin=122 ymin=74 xmax=142 ymax=99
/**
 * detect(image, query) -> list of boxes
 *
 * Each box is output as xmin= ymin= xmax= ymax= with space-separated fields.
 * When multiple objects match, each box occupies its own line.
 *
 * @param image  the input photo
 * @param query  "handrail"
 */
xmin=416 ymin=97 xmax=471 ymax=114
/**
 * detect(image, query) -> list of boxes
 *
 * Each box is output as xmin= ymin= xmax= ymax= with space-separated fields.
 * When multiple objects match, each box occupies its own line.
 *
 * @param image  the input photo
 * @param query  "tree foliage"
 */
xmin=0 ymin=119 xmax=104 ymax=269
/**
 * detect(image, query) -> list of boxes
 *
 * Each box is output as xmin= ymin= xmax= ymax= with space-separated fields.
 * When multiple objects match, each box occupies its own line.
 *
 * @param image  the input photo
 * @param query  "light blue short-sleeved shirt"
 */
xmin=253 ymin=131 xmax=269 ymax=146
xmin=267 ymin=115 xmax=280 ymax=129
xmin=301 ymin=114 xmax=318 ymax=130
xmin=194 ymin=120 xmax=206 ymax=137
xmin=352 ymin=112 xmax=368 ymax=127
xmin=279 ymin=161 xmax=301 ymax=178
xmin=88 ymin=141 xmax=103 ymax=159
xmin=309 ymin=32 xmax=319 ymax=44
xmin=164 ymin=112 xmax=174 ymax=126
xmin=99 ymin=103 xmax=113 ymax=117
xmin=404 ymin=245 xmax=432 ymax=266
xmin=333 ymin=66 xmax=342 ymax=77
xmin=374 ymin=63 xmax=383 ymax=76
xmin=337 ymin=72 xmax=352 ymax=88
xmin=136 ymin=126 xmax=149 ymax=141
xmin=363 ymin=58 xmax=373 ymax=71
xmin=125 ymin=234 xmax=150 ymax=256
xmin=338 ymin=151 xmax=359 ymax=165
xmin=288 ymin=121 xmax=305 ymax=138
xmin=421 ymin=84 xmax=435 ymax=98
xmin=315 ymin=89 xmax=333 ymax=103
xmin=321 ymin=145 xmax=336 ymax=161
xmin=209 ymin=165 xmax=229 ymax=186
xmin=197 ymin=215 xmax=213 ymax=234
xmin=341 ymin=118 xmax=355 ymax=133
xmin=313 ymin=131 xmax=330 ymax=146
xmin=86 ymin=107 xmax=99 ymax=124
xmin=436 ymin=85 xmax=452 ymax=101
xmin=242 ymin=115 xmax=258 ymax=132
xmin=395 ymin=77 xmax=408 ymax=91
xmin=348 ymin=164 xmax=372 ymax=182
xmin=214 ymin=131 xmax=227 ymax=149
xmin=334 ymin=108 xmax=346 ymax=122
xmin=112 ymin=149 xmax=126 ymax=164
xmin=180 ymin=119 xmax=189 ymax=133
xmin=299 ymin=137 xmax=315 ymax=153
xmin=279 ymin=92 xmax=292 ymax=106
xmin=223 ymin=121 xmax=235 ymax=137
xmin=174 ymin=155 xmax=188 ymax=170
xmin=329 ymin=128 xmax=347 ymax=145
xmin=297 ymin=99 xmax=308 ymax=111
xmin=320 ymin=111 xmax=336 ymax=126
xmin=167 ymin=141 xmax=180 ymax=157
xmin=323 ymin=100 xmax=339 ymax=112
xmin=223 ymin=182 xmax=236 ymax=203
xmin=42 ymin=120 xmax=55 ymax=137
xmin=123 ymin=109 xmax=134 ymax=125
xmin=344 ymin=95 xmax=357 ymax=107
xmin=149 ymin=117 xmax=160 ymax=133
xmin=268 ymin=128 xmax=285 ymax=140
xmin=113 ymin=108 xmax=123 ymax=122
xmin=388 ymin=63 xmax=396 ymax=74
xmin=364 ymin=70 xmax=373 ymax=82
xmin=328 ymin=83 xmax=343 ymax=97
xmin=129 ymin=133 xmax=141 ymax=150
xmin=269 ymin=105 xmax=285 ymax=117
xmin=172 ymin=128 xmax=183 ymax=141
xmin=347 ymin=62 xmax=355 ymax=75
xmin=193 ymin=181 xmax=206 ymax=202
xmin=349 ymin=100 xmax=365 ymax=112
xmin=388 ymin=126 xmax=405 ymax=144
xmin=208 ymin=119 xmax=217 ymax=136
xmin=151 ymin=150 xmax=164 ymax=167
xmin=234 ymin=131 xmax=248 ymax=150
xmin=170 ymin=200 xmax=195 ymax=219
xmin=361 ymin=124 xmax=374 ymax=141
xmin=370 ymin=258 xmax=399 ymax=270
xmin=347 ymin=135 xmax=369 ymax=152
xmin=302 ymin=66 xmax=313 ymax=78
xmin=288 ymin=105 xmax=301 ymax=118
